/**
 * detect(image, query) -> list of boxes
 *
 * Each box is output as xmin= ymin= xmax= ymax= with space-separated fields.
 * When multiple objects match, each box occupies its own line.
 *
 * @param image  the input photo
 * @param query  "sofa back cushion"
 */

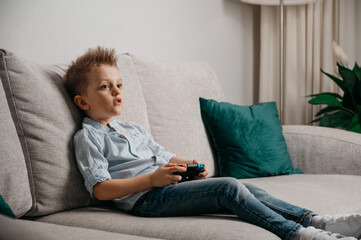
xmin=116 ymin=54 xmax=151 ymax=132
xmin=0 ymin=77 xmax=32 ymax=218
xmin=129 ymin=55 xmax=224 ymax=176
xmin=0 ymin=50 xmax=150 ymax=216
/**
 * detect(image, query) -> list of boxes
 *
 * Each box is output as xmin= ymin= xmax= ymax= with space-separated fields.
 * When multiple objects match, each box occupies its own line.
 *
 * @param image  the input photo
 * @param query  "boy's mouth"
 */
xmin=114 ymin=98 xmax=122 ymax=105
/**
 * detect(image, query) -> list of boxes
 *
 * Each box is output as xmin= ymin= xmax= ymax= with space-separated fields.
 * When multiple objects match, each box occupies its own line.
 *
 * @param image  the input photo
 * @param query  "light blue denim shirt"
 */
xmin=74 ymin=117 xmax=175 ymax=211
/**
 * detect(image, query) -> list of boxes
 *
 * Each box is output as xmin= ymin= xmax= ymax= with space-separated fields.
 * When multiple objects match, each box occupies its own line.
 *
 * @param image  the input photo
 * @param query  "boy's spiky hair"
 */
xmin=63 ymin=46 xmax=118 ymax=99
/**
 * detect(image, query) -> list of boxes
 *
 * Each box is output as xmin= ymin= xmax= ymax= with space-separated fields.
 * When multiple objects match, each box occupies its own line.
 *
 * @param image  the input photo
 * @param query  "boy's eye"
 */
xmin=117 ymin=84 xmax=122 ymax=89
xmin=101 ymin=85 xmax=109 ymax=89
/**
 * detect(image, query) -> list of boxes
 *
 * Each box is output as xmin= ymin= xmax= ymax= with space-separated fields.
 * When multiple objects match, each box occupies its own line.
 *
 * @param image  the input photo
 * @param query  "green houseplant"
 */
xmin=308 ymin=62 xmax=361 ymax=133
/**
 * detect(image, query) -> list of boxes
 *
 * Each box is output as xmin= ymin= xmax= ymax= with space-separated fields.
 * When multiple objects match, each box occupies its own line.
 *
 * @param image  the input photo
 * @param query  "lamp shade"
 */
xmin=240 ymin=0 xmax=316 ymax=5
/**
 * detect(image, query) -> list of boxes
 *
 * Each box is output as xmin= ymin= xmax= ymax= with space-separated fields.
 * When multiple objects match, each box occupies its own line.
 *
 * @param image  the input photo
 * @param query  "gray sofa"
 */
xmin=1 ymin=49 xmax=360 ymax=240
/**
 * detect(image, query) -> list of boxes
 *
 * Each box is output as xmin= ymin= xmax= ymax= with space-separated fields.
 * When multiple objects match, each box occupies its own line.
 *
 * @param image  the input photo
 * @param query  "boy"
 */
xmin=64 ymin=47 xmax=361 ymax=240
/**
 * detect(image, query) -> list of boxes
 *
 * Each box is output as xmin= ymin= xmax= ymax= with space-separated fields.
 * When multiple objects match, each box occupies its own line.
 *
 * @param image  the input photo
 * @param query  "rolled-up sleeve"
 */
xmin=74 ymin=129 xmax=111 ymax=196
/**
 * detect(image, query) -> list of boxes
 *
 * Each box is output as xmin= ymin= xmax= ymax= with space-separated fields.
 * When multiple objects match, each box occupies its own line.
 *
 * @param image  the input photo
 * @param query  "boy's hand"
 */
xmin=150 ymin=163 xmax=186 ymax=187
xmin=192 ymin=160 xmax=209 ymax=180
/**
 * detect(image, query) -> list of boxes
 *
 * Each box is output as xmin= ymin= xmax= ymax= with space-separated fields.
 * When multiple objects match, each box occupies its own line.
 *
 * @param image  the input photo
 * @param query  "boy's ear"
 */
xmin=74 ymin=95 xmax=89 ymax=111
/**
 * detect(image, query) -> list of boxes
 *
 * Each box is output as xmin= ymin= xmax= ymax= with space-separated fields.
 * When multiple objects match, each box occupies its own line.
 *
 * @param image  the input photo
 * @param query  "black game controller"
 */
xmin=174 ymin=163 xmax=205 ymax=182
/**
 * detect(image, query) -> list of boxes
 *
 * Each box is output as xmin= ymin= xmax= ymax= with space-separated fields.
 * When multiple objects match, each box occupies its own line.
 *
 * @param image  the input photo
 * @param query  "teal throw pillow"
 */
xmin=0 ymin=195 xmax=15 ymax=218
xmin=199 ymin=98 xmax=303 ymax=178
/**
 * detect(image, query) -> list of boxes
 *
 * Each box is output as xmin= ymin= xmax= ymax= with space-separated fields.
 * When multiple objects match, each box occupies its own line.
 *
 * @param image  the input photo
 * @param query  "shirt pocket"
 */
xmin=128 ymin=131 xmax=141 ymax=138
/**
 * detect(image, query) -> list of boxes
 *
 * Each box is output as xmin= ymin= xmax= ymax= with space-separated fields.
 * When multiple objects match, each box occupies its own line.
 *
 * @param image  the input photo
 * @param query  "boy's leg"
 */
xmin=242 ymin=183 xmax=314 ymax=227
xmin=243 ymin=183 xmax=361 ymax=238
xmin=132 ymin=177 xmax=301 ymax=240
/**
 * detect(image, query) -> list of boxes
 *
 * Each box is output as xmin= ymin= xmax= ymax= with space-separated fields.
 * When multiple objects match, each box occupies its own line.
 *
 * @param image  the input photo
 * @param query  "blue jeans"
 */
xmin=132 ymin=177 xmax=315 ymax=240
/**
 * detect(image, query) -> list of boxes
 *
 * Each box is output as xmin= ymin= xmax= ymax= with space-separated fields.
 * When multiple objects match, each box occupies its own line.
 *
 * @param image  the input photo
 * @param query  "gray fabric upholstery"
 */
xmin=244 ymin=174 xmax=361 ymax=216
xmin=35 ymin=174 xmax=361 ymax=240
xmin=116 ymin=53 xmax=151 ymax=132
xmin=0 ymin=214 xmax=60 ymax=240
xmin=0 ymin=77 xmax=32 ymax=218
xmin=283 ymin=125 xmax=361 ymax=175
xmin=129 ymin=55 xmax=225 ymax=177
xmin=0 ymin=49 xmax=96 ymax=216
xmin=0 ymin=214 xmax=157 ymax=240
xmin=35 ymin=206 xmax=278 ymax=240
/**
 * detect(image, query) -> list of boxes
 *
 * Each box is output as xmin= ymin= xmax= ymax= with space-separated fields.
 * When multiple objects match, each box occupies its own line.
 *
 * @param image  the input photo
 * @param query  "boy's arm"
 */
xmin=93 ymin=163 xmax=186 ymax=200
xmin=94 ymin=158 xmax=209 ymax=200
xmin=74 ymin=130 xmax=112 ymax=195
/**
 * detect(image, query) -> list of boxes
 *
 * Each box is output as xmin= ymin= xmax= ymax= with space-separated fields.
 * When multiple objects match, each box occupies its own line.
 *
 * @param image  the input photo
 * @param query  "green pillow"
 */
xmin=0 ymin=195 xmax=15 ymax=218
xmin=199 ymin=98 xmax=303 ymax=178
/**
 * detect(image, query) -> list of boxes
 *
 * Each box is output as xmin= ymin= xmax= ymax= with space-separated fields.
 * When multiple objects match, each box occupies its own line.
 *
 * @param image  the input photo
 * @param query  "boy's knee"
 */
xmin=218 ymin=177 xmax=251 ymax=198
xmin=243 ymin=182 xmax=268 ymax=197
xmin=243 ymin=182 xmax=257 ymax=189
xmin=220 ymin=177 xmax=240 ymax=186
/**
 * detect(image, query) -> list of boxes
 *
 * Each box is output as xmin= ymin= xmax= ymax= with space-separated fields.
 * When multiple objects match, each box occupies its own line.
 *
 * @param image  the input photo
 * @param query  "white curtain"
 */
xmin=257 ymin=0 xmax=361 ymax=125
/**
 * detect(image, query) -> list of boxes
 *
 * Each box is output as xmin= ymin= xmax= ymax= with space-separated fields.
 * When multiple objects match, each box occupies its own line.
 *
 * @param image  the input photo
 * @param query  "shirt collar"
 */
xmin=83 ymin=117 xmax=119 ymax=133
xmin=108 ymin=119 xmax=120 ymax=130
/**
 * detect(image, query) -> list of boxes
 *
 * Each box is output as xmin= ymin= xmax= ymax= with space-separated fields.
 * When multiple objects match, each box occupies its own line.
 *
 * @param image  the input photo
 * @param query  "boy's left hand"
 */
xmin=192 ymin=159 xmax=209 ymax=180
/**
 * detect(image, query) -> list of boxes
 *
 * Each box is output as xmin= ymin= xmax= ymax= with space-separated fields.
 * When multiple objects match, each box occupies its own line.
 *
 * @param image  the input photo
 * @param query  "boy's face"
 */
xmin=74 ymin=64 xmax=123 ymax=126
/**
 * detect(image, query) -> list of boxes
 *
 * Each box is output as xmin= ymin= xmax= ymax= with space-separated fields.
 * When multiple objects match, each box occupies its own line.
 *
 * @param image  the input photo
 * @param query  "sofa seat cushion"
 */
xmin=35 ymin=205 xmax=278 ymax=240
xmin=0 ymin=215 xmax=156 ymax=240
xmin=35 ymin=174 xmax=361 ymax=240
xmin=244 ymin=174 xmax=361 ymax=215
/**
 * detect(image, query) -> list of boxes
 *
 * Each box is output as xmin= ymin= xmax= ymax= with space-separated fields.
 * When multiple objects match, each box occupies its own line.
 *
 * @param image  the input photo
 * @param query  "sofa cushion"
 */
xmin=283 ymin=125 xmax=361 ymax=175
xmin=35 ymin=205 xmax=278 ymax=240
xmin=0 ymin=50 xmax=150 ymax=216
xmin=199 ymin=98 xmax=303 ymax=178
xmin=243 ymin=174 xmax=361 ymax=215
xmin=0 ymin=76 xmax=32 ymax=218
xmin=35 ymin=174 xmax=361 ymax=240
xmin=0 ymin=215 xmax=155 ymax=240
xmin=0 ymin=214 xmax=60 ymax=240
xmin=128 ymin=55 xmax=225 ymax=177
xmin=0 ymin=49 xmax=93 ymax=216
xmin=116 ymin=53 xmax=151 ymax=132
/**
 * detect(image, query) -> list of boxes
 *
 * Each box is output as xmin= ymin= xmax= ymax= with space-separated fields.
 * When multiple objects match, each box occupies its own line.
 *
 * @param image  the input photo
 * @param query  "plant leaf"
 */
xmin=307 ymin=92 xmax=342 ymax=100
xmin=319 ymin=111 xmax=352 ymax=128
xmin=342 ymin=91 xmax=356 ymax=111
xmin=315 ymin=106 xmax=342 ymax=117
xmin=338 ymin=63 xmax=361 ymax=105
xmin=357 ymin=105 xmax=361 ymax=115
xmin=352 ymin=62 xmax=361 ymax=81
xmin=354 ymin=63 xmax=361 ymax=106
xmin=346 ymin=114 xmax=361 ymax=133
xmin=321 ymin=68 xmax=346 ymax=91
xmin=308 ymin=117 xmax=322 ymax=124
xmin=308 ymin=93 xmax=342 ymax=107
xmin=347 ymin=123 xmax=361 ymax=133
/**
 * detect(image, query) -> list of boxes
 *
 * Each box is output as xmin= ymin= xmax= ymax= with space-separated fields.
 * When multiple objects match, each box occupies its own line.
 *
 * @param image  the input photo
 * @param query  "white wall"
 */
xmin=0 ymin=0 xmax=255 ymax=105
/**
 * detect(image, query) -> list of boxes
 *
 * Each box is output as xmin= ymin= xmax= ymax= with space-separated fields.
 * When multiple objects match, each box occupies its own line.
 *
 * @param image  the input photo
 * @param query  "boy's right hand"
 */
xmin=150 ymin=163 xmax=186 ymax=187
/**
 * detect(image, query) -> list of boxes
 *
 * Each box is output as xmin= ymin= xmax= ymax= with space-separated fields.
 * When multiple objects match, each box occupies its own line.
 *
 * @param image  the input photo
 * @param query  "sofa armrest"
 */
xmin=283 ymin=125 xmax=361 ymax=176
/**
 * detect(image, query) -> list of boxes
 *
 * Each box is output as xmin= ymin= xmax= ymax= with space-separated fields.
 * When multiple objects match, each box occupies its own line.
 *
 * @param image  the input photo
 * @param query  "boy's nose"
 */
xmin=112 ymin=88 xmax=121 ymax=96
